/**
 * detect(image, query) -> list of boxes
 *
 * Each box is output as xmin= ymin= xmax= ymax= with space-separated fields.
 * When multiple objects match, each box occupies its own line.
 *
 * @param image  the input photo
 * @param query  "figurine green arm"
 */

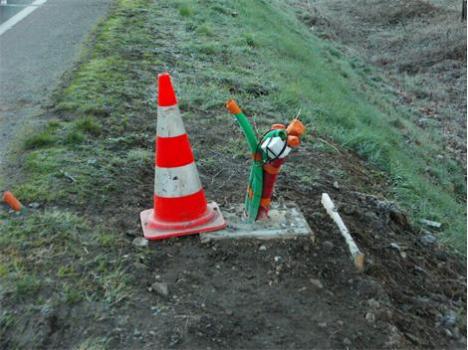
xmin=226 ymin=100 xmax=263 ymax=221
xmin=225 ymin=100 xmax=258 ymax=152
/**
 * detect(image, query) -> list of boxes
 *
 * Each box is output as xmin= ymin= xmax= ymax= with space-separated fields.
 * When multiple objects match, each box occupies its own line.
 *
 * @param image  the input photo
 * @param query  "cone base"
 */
xmin=140 ymin=202 xmax=227 ymax=241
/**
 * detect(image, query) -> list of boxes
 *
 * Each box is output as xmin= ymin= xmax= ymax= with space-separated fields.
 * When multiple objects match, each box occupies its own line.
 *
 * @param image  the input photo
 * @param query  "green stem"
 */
xmin=232 ymin=112 xmax=259 ymax=153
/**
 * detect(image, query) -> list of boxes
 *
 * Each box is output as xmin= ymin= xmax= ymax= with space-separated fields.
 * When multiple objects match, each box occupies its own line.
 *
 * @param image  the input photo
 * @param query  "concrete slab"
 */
xmin=200 ymin=202 xmax=314 ymax=243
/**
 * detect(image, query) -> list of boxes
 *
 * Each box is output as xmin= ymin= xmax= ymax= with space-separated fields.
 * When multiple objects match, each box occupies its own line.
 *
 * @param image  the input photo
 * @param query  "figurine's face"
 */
xmin=261 ymin=135 xmax=291 ymax=160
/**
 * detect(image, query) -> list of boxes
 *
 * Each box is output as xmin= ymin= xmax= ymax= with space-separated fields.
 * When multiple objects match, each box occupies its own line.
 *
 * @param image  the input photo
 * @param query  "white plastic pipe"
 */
xmin=321 ymin=193 xmax=365 ymax=272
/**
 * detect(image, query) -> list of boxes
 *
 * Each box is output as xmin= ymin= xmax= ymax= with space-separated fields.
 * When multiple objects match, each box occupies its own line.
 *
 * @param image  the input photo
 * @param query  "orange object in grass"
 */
xmin=287 ymin=135 xmax=301 ymax=148
xmin=271 ymin=123 xmax=286 ymax=130
xmin=287 ymin=118 xmax=306 ymax=137
xmin=3 ymin=191 xmax=22 ymax=211
xmin=226 ymin=99 xmax=242 ymax=115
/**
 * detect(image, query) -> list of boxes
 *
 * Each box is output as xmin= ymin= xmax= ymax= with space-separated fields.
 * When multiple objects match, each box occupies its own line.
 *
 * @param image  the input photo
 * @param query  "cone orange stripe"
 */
xmin=155 ymin=134 xmax=194 ymax=168
xmin=3 ymin=191 xmax=22 ymax=211
xmin=154 ymin=189 xmax=208 ymax=222
xmin=158 ymin=73 xmax=177 ymax=107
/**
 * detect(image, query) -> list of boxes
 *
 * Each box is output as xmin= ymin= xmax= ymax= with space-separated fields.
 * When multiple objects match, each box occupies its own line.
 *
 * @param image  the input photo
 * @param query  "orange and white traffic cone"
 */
xmin=140 ymin=73 xmax=227 ymax=240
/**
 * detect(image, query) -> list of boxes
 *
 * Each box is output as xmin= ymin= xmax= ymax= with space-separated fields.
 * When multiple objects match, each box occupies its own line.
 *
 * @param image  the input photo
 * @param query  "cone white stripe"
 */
xmin=157 ymin=105 xmax=186 ymax=137
xmin=154 ymin=162 xmax=202 ymax=197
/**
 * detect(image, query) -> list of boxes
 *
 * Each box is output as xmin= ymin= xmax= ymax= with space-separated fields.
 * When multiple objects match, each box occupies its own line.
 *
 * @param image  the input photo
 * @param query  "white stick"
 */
xmin=321 ymin=193 xmax=365 ymax=272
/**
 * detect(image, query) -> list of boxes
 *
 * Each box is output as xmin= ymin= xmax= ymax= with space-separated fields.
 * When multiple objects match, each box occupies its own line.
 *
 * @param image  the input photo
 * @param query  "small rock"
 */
xmin=29 ymin=202 xmax=40 ymax=209
xmin=420 ymin=234 xmax=437 ymax=246
xmin=365 ymin=312 xmax=376 ymax=322
xmin=40 ymin=303 xmax=54 ymax=317
xmin=322 ymin=240 xmax=334 ymax=250
xmin=389 ymin=242 xmax=401 ymax=251
xmin=417 ymin=118 xmax=429 ymax=127
xmin=341 ymin=205 xmax=357 ymax=215
xmin=112 ymin=327 xmax=123 ymax=334
xmin=440 ymin=311 xmax=457 ymax=328
xmin=337 ymin=320 xmax=344 ymax=327
xmin=274 ymin=256 xmax=282 ymax=263
xmin=343 ymin=338 xmax=351 ymax=345
xmin=333 ymin=181 xmax=340 ymax=189
xmin=434 ymin=250 xmax=448 ymax=261
xmin=126 ymin=231 xmax=137 ymax=237
xmin=385 ymin=325 xmax=402 ymax=347
xmin=318 ymin=322 xmax=327 ymax=328
xmin=132 ymin=237 xmax=148 ymax=247
xmin=367 ymin=298 xmax=380 ymax=308
xmin=415 ymin=296 xmax=430 ymax=305
xmin=414 ymin=265 xmax=426 ymax=274
xmin=310 ymin=278 xmax=324 ymax=289
xmin=259 ymin=245 xmax=267 ymax=251
xmin=389 ymin=209 xmax=409 ymax=227
xmin=419 ymin=219 xmax=442 ymax=229
xmin=452 ymin=327 xmax=461 ymax=339
xmin=133 ymin=262 xmax=146 ymax=270
xmin=151 ymin=282 xmax=169 ymax=297
xmin=389 ymin=242 xmax=406 ymax=258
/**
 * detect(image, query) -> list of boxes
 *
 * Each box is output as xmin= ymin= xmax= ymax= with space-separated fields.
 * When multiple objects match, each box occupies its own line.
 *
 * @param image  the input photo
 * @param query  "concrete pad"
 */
xmin=200 ymin=202 xmax=314 ymax=243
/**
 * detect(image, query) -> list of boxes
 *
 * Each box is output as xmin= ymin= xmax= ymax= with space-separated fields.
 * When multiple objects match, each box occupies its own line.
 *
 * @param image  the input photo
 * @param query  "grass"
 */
xmin=23 ymin=129 xmax=57 ymax=149
xmin=75 ymin=116 xmax=101 ymax=135
xmin=0 ymin=0 xmax=465 ymax=346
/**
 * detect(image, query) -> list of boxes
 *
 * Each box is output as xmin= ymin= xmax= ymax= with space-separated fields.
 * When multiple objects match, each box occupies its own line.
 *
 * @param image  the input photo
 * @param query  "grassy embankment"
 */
xmin=0 ymin=0 xmax=465 ymax=345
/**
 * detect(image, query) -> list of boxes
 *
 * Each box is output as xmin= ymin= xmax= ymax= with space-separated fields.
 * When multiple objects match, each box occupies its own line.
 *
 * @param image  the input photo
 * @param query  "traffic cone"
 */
xmin=140 ymin=73 xmax=227 ymax=240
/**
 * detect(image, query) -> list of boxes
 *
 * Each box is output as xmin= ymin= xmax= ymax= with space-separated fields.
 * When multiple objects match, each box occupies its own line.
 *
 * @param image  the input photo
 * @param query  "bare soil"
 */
xmin=4 ymin=111 xmax=466 ymax=350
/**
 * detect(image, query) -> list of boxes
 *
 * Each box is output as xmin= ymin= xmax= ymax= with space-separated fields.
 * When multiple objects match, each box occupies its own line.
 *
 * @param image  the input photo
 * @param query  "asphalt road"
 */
xmin=0 ymin=0 xmax=112 ymax=168
xmin=0 ymin=1 xmax=35 ymax=24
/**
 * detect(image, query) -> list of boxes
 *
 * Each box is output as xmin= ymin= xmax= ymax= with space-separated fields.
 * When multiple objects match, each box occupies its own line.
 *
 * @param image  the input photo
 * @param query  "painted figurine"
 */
xmin=226 ymin=99 xmax=306 ymax=222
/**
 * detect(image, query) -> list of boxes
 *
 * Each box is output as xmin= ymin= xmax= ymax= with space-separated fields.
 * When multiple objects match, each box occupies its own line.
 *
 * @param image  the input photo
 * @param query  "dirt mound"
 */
xmin=278 ymin=144 xmax=467 ymax=348
xmin=100 ymin=118 xmax=468 ymax=349
xmin=129 ymin=135 xmax=466 ymax=349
